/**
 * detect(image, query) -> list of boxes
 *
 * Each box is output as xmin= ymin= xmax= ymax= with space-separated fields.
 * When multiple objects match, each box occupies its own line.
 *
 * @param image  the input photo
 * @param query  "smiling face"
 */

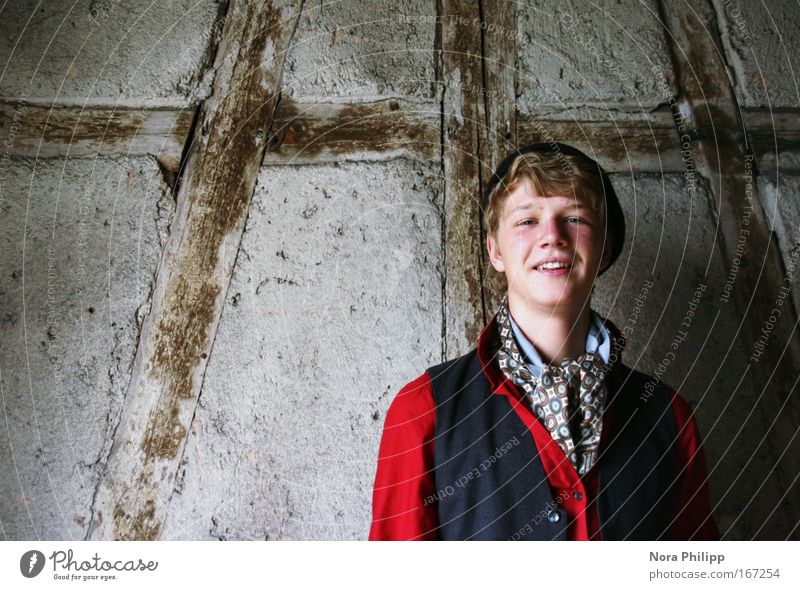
xmin=487 ymin=179 xmax=611 ymax=317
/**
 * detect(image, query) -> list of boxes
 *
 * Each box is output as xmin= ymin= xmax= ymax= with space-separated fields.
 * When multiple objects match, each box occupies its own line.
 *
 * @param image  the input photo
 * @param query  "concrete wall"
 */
xmin=0 ymin=156 xmax=172 ymax=539
xmin=0 ymin=0 xmax=216 ymax=540
xmin=712 ymin=0 xmax=800 ymax=108
xmin=516 ymin=0 xmax=675 ymax=115
xmin=0 ymin=0 xmax=222 ymax=106
xmin=161 ymin=160 xmax=442 ymax=540
xmin=2 ymin=0 xmax=799 ymax=540
xmin=282 ymin=0 xmax=437 ymax=101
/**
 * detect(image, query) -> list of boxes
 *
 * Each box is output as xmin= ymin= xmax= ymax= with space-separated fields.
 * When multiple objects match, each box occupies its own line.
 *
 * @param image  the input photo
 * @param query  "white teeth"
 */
xmin=537 ymin=261 xmax=570 ymax=270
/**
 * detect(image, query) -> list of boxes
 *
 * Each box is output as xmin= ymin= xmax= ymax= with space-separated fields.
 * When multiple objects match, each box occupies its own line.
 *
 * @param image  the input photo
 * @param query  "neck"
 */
xmin=507 ymin=295 xmax=593 ymax=364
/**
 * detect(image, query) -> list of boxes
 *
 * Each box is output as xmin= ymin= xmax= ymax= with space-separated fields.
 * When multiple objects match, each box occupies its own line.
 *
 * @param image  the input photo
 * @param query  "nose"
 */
xmin=539 ymin=216 xmax=568 ymax=248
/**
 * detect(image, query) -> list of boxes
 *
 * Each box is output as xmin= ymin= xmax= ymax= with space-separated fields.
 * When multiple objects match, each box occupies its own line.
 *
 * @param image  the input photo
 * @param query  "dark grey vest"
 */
xmin=427 ymin=349 xmax=678 ymax=540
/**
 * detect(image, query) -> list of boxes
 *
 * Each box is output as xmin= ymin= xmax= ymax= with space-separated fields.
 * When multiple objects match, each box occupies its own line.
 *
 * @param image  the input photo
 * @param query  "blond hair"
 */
xmin=483 ymin=151 xmax=607 ymax=238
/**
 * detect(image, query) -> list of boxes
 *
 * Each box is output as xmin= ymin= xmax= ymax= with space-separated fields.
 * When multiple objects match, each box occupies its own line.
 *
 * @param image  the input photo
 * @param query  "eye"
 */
xmin=565 ymin=216 xmax=586 ymax=224
xmin=516 ymin=218 xmax=536 ymax=226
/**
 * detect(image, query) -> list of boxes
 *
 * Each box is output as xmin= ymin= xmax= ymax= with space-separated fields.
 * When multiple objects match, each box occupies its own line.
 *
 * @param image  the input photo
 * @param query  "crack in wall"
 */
xmin=436 ymin=0 xmax=447 ymax=362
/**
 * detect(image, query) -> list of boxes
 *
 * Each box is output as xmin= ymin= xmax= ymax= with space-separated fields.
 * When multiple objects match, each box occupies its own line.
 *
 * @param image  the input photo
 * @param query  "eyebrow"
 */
xmin=509 ymin=202 xmax=591 ymax=213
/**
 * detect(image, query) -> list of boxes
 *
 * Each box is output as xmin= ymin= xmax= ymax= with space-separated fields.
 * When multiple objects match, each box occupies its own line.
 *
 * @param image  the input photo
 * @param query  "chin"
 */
xmin=520 ymin=283 xmax=589 ymax=312
xmin=516 ymin=288 xmax=569 ymax=307
xmin=532 ymin=296 xmax=580 ymax=312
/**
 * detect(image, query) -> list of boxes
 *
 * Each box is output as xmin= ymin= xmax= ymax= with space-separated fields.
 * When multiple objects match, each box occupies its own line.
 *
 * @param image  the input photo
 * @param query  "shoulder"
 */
xmin=384 ymin=348 xmax=483 ymax=423
xmin=382 ymin=371 xmax=436 ymax=433
xmin=426 ymin=348 xmax=480 ymax=381
xmin=662 ymin=384 xmax=695 ymax=421
xmin=660 ymin=383 xmax=704 ymax=439
xmin=609 ymin=363 xmax=668 ymax=405
xmin=630 ymin=368 xmax=697 ymax=427
xmin=615 ymin=365 xmax=701 ymax=436
xmin=423 ymin=348 xmax=487 ymax=409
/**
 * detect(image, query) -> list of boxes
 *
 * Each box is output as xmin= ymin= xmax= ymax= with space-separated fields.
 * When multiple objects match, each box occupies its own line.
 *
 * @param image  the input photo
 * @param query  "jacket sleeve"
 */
xmin=368 ymin=372 xmax=439 ymax=540
xmin=668 ymin=387 xmax=721 ymax=540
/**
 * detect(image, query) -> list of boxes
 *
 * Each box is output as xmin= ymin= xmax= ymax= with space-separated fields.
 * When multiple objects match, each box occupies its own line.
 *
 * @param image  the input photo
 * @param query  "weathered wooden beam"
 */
xmin=87 ymin=0 xmax=305 ymax=540
xmin=516 ymin=108 xmax=800 ymax=173
xmin=735 ymin=109 xmax=800 ymax=167
xmin=263 ymin=98 xmax=440 ymax=164
xmin=517 ymin=109 xmax=684 ymax=173
xmin=478 ymin=0 xmax=517 ymax=324
xmin=0 ymin=101 xmax=192 ymax=169
xmin=4 ymin=96 xmax=796 ymax=175
xmin=440 ymin=1 xmax=486 ymax=357
xmin=660 ymin=0 xmax=800 ymax=539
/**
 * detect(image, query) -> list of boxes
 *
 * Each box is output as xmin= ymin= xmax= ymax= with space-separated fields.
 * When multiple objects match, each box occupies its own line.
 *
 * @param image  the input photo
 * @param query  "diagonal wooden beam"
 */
xmin=87 ymin=0 xmax=305 ymax=540
xmin=659 ymin=0 xmax=800 ymax=539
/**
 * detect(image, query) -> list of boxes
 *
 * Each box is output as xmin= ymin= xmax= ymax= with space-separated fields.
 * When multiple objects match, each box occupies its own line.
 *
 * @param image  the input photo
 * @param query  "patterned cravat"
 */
xmin=495 ymin=294 xmax=624 ymax=476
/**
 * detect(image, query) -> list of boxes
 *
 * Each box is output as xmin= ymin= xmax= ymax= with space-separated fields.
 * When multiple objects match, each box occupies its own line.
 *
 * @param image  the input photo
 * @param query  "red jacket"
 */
xmin=369 ymin=315 xmax=720 ymax=540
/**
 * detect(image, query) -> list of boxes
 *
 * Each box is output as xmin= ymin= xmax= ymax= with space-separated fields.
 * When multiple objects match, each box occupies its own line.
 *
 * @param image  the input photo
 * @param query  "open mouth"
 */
xmin=534 ymin=261 xmax=572 ymax=271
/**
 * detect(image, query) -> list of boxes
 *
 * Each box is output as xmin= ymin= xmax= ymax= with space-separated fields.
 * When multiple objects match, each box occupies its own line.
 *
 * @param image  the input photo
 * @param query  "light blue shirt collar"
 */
xmin=508 ymin=311 xmax=611 ymax=379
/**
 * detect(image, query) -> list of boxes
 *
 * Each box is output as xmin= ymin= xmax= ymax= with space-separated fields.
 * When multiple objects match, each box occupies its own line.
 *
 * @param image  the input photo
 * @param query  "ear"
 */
xmin=487 ymin=232 xmax=505 ymax=273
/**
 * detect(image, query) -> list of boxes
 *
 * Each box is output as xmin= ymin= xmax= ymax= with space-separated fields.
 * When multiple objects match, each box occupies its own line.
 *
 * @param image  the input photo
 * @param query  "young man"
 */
xmin=369 ymin=143 xmax=720 ymax=541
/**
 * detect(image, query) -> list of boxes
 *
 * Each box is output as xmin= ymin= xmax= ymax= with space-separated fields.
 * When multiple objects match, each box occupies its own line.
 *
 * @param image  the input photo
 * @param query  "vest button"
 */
xmin=547 ymin=510 xmax=560 ymax=523
xmin=573 ymin=491 xmax=583 ymax=501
